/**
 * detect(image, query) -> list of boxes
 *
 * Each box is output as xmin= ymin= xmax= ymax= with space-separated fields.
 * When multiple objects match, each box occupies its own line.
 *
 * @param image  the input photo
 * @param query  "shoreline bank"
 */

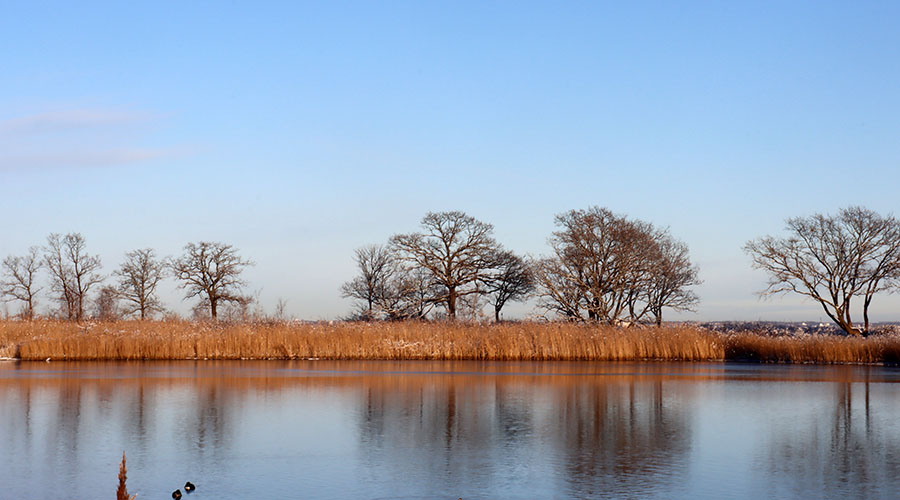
xmin=2 ymin=320 xmax=899 ymax=365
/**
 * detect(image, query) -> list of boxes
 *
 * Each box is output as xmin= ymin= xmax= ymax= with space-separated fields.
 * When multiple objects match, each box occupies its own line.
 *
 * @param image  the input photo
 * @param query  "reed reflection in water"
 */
xmin=1 ymin=361 xmax=899 ymax=499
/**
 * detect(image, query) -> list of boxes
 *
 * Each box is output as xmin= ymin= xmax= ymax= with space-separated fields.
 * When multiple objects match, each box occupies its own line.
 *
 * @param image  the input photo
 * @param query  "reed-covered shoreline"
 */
xmin=1 ymin=320 xmax=900 ymax=365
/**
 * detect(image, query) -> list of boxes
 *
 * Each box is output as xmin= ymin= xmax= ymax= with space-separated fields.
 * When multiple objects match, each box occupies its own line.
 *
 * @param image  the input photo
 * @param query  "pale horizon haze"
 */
xmin=3 ymin=1 xmax=900 ymax=321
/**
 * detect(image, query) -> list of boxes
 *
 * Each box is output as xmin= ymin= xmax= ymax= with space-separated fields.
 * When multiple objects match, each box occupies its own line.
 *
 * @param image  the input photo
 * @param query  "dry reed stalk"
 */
xmin=117 ymin=451 xmax=136 ymax=500
xmin=1 ymin=320 xmax=899 ymax=364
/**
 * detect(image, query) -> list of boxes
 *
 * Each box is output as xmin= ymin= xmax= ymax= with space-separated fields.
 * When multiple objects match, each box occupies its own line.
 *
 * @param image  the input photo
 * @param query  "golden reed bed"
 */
xmin=1 ymin=320 xmax=899 ymax=364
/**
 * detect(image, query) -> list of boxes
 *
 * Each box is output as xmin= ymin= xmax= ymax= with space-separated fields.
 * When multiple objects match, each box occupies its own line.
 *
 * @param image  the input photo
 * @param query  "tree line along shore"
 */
xmin=3 ymin=205 xmax=900 ymax=344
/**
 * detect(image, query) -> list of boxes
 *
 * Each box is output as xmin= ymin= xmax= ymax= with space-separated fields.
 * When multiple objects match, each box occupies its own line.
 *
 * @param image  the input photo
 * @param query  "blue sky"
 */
xmin=2 ymin=1 xmax=900 ymax=320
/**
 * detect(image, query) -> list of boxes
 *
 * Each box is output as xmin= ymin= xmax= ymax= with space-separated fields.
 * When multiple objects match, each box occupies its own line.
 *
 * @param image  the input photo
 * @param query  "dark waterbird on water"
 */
xmin=184 ymin=481 xmax=196 ymax=493
xmin=172 ymin=489 xmax=182 ymax=499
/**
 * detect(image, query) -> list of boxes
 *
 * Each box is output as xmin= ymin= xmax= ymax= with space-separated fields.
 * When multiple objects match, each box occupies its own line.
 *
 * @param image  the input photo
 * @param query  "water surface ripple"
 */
xmin=1 ymin=360 xmax=898 ymax=499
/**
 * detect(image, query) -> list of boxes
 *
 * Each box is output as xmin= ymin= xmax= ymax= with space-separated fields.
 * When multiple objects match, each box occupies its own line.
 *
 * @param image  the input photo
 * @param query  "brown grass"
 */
xmin=0 ymin=319 xmax=898 ymax=364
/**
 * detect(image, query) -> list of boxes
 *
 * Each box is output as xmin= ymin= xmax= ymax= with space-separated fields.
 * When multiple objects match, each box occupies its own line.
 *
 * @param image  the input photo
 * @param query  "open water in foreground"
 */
xmin=1 ymin=360 xmax=899 ymax=500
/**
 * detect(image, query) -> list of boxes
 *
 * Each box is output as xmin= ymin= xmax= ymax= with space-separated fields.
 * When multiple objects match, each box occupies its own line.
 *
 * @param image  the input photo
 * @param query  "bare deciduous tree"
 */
xmin=219 ymin=295 xmax=255 ymax=322
xmin=44 ymin=233 xmax=104 ymax=321
xmin=645 ymin=234 xmax=701 ymax=326
xmin=391 ymin=211 xmax=500 ymax=320
xmin=379 ymin=265 xmax=438 ymax=320
xmin=534 ymin=255 xmax=586 ymax=320
xmin=1 ymin=246 xmax=43 ymax=320
xmin=115 ymin=248 xmax=166 ymax=320
xmin=94 ymin=285 xmax=121 ymax=321
xmin=274 ymin=297 xmax=288 ymax=320
xmin=537 ymin=208 xmax=649 ymax=323
xmin=341 ymin=244 xmax=396 ymax=320
xmin=483 ymin=250 xmax=534 ymax=322
xmin=536 ymin=207 xmax=700 ymax=325
xmin=745 ymin=206 xmax=900 ymax=337
xmin=341 ymin=244 xmax=437 ymax=321
xmin=170 ymin=241 xmax=254 ymax=320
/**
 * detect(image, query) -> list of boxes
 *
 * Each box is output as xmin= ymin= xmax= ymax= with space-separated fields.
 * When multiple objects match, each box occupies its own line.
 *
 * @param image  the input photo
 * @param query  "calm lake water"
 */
xmin=1 ymin=361 xmax=899 ymax=500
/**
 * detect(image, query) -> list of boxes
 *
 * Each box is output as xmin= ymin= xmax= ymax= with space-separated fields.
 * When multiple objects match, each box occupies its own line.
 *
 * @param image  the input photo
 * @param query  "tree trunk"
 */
xmin=65 ymin=289 xmax=76 ymax=321
xmin=842 ymin=307 xmax=861 ymax=336
xmin=447 ymin=287 xmax=457 ymax=320
xmin=823 ymin=304 xmax=860 ymax=337
xmin=75 ymin=273 xmax=84 ymax=321
xmin=210 ymin=297 xmax=218 ymax=320
xmin=863 ymin=294 xmax=873 ymax=337
xmin=495 ymin=306 xmax=501 ymax=323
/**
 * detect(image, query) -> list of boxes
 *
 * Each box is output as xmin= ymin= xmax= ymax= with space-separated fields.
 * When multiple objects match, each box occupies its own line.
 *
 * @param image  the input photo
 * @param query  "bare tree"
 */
xmin=745 ymin=206 xmax=900 ymax=337
xmin=453 ymin=284 xmax=490 ymax=322
xmin=391 ymin=211 xmax=500 ymax=320
xmin=219 ymin=295 xmax=255 ymax=322
xmin=44 ymin=233 xmax=104 ymax=321
xmin=191 ymin=302 xmax=210 ymax=321
xmin=483 ymin=250 xmax=534 ymax=322
xmin=274 ymin=297 xmax=288 ymax=320
xmin=170 ymin=241 xmax=254 ymax=320
xmin=341 ymin=244 xmax=437 ymax=321
xmin=645 ymin=233 xmax=701 ymax=326
xmin=379 ymin=265 xmax=439 ymax=320
xmin=537 ymin=208 xmax=654 ymax=323
xmin=536 ymin=207 xmax=699 ymax=325
xmin=115 ymin=248 xmax=166 ymax=320
xmin=341 ymin=244 xmax=396 ymax=320
xmin=94 ymin=285 xmax=121 ymax=321
xmin=44 ymin=234 xmax=76 ymax=318
xmin=534 ymin=255 xmax=586 ymax=320
xmin=1 ymin=246 xmax=43 ymax=320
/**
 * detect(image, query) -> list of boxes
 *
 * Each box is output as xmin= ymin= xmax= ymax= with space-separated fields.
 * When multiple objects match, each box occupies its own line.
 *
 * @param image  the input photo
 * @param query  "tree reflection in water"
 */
xmin=2 ymin=361 xmax=900 ymax=500
xmin=554 ymin=380 xmax=691 ymax=499
xmin=355 ymin=366 xmax=693 ymax=499
xmin=762 ymin=372 xmax=900 ymax=499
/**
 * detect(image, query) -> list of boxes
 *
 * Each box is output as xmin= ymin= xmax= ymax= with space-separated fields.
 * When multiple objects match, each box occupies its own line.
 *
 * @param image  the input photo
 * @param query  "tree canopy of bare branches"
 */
xmin=44 ymin=233 xmax=103 ymax=321
xmin=745 ymin=206 xmax=900 ymax=337
xmin=379 ymin=266 xmax=438 ymax=320
xmin=536 ymin=207 xmax=699 ymax=325
xmin=115 ymin=248 xmax=166 ymax=320
xmin=170 ymin=242 xmax=253 ymax=320
xmin=341 ymin=244 xmax=437 ymax=321
xmin=645 ymin=234 xmax=700 ymax=326
xmin=94 ymin=284 xmax=121 ymax=321
xmin=341 ymin=244 xmax=395 ymax=320
xmin=390 ymin=211 xmax=501 ymax=320
xmin=1 ymin=246 xmax=43 ymax=320
xmin=483 ymin=249 xmax=534 ymax=322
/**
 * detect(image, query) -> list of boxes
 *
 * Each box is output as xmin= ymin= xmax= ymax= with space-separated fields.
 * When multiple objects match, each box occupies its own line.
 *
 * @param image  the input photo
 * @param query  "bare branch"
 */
xmin=537 ymin=207 xmax=699 ymax=325
xmin=115 ymin=248 xmax=166 ymax=320
xmin=1 ymin=246 xmax=43 ymax=320
xmin=43 ymin=233 xmax=103 ymax=321
xmin=745 ymin=207 xmax=900 ymax=336
xmin=170 ymin=242 xmax=254 ymax=320
xmin=390 ymin=211 xmax=500 ymax=320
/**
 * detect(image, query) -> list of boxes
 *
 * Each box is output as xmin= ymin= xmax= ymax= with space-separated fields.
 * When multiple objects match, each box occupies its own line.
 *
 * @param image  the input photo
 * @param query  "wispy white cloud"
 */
xmin=0 ymin=107 xmax=179 ymax=171
xmin=0 ymin=109 xmax=158 ymax=135
xmin=0 ymin=148 xmax=175 ymax=171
